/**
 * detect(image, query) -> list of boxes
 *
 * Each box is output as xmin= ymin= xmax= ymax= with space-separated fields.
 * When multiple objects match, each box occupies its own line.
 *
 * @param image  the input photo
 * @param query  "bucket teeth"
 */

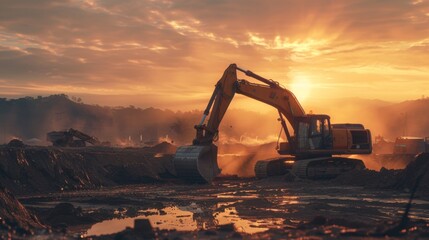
xmin=173 ymin=144 xmax=220 ymax=183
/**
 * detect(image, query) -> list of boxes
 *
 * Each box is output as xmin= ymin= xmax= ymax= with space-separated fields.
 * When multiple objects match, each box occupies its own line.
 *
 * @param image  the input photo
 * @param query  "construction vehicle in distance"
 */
xmin=47 ymin=128 xmax=109 ymax=147
xmin=374 ymin=136 xmax=429 ymax=168
xmin=393 ymin=137 xmax=429 ymax=154
xmin=173 ymin=64 xmax=372 ymax=182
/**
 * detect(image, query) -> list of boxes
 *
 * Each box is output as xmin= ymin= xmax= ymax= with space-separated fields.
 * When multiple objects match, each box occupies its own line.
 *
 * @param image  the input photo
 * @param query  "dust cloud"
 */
xmin=217 ymin=142 xmax=280 ymax=177
xmin=348 ymin=154 xmax=382 ymax=171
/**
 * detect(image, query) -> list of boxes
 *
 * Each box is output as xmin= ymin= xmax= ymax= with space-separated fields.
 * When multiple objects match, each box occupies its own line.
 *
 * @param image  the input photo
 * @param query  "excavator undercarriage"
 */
xmin=254 ymin=157 xmax=365 ymax=179
xmin=173 ymin=64 xmax=372 ymax=182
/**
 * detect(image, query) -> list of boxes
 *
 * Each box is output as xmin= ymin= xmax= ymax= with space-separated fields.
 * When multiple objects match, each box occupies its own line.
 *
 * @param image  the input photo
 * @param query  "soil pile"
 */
xmin=0 ymin=146 xmax=109 ymax=194
xmin=42 ymin=202 xmax=95 ymax=227
xmin=0 ymin=145 xmax=174 ymax=194
xmin=330 ymin=168 xmax=401 ymax=188
xmin=148 ymin=141 xmax=177 ymax=154
xmin=395 ymin=153 xmax=429 ymax=196
xmin=330 ymin=153 xmax=429 ymax=198
xmin=7 ymin=139 xmax=25 ymax=148
xmin=0 ymin=186 xmax=44 ymax=231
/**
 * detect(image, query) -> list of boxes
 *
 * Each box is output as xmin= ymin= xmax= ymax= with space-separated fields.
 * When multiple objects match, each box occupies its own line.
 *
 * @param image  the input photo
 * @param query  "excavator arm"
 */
xmin=193 ymin=63 xmax=305 ymax=145
xmin=68 ymin=128 xmax=101 ymax=146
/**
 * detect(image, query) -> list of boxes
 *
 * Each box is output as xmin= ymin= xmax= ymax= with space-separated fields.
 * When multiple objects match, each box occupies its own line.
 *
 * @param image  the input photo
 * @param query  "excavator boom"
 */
xmin=191 ymin=64 xmax=305 ymax=145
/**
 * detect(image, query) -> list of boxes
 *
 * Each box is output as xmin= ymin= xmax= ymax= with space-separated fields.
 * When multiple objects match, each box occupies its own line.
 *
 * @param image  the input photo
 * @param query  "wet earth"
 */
xmin=19 ymin=176 xmax=429 ymax=239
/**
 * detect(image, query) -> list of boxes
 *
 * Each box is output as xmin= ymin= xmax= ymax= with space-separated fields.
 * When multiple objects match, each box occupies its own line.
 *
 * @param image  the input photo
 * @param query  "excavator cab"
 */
xmin=278 ymin=114 xmax=333 ymax=156
xmin=278 ymin=114 xmax=372 ymax=157
xmin=296 ymin=114 xmax=333 ymax=151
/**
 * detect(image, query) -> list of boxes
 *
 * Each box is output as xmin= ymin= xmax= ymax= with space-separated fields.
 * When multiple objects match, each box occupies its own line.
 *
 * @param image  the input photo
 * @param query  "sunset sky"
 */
xmin=0 ymin=0 xmax=428 ymax=110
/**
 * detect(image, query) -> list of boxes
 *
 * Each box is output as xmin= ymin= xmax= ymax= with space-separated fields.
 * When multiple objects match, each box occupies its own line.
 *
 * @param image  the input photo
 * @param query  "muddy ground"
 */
xmin=1 ymin=142 xmax=429 ymax=239
xmin=19 ymin=177 xmax=429 ymax=239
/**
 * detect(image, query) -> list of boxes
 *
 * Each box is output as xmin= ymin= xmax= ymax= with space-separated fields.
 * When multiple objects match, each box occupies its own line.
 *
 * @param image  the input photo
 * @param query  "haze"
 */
xmin=0 ymin=0 xmax=428 ymax=111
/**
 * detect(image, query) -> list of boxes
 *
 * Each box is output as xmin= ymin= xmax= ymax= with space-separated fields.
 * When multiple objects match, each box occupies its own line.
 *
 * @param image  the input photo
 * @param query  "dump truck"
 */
xmin=173 ymin=64 xmax=372 ymax=182
xmin=47 ymin=128 xmax=108 ymax=147
xmin=375 ymin=136 xmax=429 ymax=168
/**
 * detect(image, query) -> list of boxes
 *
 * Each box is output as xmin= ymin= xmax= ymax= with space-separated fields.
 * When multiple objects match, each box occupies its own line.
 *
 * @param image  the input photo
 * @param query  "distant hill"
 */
xmin=0 ymin=95 xmax=278 ymax=145
xmin=0 ymin=95 xmax=428 ymax=145
xmin=378 ymin=98 xmax=429 ymax=139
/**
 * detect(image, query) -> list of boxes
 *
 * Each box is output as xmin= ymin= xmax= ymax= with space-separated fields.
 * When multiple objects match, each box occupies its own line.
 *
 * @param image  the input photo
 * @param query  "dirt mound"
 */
xmin=0 ymin=186 xmax=44 ymax=230
xmin=395 ymin=153 xmax=429 ymax=197
xmin=0 ymin=146 xmax=112 ymax=194
xmin=0 ymin=146 xmax=174 ymax=194
xmin=43 ymin=202 xmax=95 ymax=227
xmin=7 ymin=139 xmax=25 ymax=148
xmin=150 ymin=142 xmax=177 ymax=154
xmin=330 ymin=153 xmax=429 ymax=198
xmin=330 ymin=168 xmax=401 ymax=188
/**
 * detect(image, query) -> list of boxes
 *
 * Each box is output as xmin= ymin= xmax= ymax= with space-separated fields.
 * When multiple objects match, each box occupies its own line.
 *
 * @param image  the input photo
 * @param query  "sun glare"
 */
xmin=289 ymin=75 xmax=312 ymax=102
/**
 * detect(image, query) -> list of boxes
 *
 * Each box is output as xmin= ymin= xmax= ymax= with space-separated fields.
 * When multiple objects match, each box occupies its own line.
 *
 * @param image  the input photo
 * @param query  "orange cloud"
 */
xmin=0 ymin=0 xmax=428 ymax=109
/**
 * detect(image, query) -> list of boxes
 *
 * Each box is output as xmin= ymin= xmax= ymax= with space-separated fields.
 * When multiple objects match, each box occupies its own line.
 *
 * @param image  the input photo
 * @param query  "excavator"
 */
xmin=173 ymin=64 xmax=372 ymax=182
xmin=47 ymin=128 xmax=109 ymax=147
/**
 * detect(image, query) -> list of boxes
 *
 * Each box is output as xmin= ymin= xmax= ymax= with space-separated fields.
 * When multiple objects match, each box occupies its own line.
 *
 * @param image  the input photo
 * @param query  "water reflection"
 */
xmin=214 ymin=207 xmax=283 ymax=234
xmin=85 ymin=206 xmax=198 ymax=236
xmin=85 ymin=202 xmax=284 ymax=236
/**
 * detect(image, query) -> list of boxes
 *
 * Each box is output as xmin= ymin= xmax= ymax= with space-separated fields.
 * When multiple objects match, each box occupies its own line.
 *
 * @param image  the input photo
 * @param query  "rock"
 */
xmin=113 ymin=224 xmax=156 ymax=240
xmin=50 ymin=203 xmax=77 ymax=216
xmin=7 ymin=139 xmax=25 ymax=148
xmin=44 ymin=202 xmax=94 ymax=226
xmin=327 ymin=218 xmax=370 ymax=228
xmin=395 ymin=153 xmax=429 ymax=197
xmin=309 ymin=216 xmax=327 ymax=226
xmin=329 ymin=168 xmax=400 ymax=188
xmin=134 ymin=219 xmax=155 ymax=238
xmin=204 ymin=230 xmax=217 ymax=235
xmin=297 ymin=216 xmax=328 ymax=230
xmin=231 ymin=232 xmax=243 ymax=238
xmin=283 ymin=171 xmax=296 ymax=182
xmin=218 ymin=223 xmax=235 ymax=232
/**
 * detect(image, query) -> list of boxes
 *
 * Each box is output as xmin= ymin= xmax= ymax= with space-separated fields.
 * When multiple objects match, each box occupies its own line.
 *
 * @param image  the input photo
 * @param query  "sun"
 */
xmin=289 ymin=75 xmax=312 ymax=102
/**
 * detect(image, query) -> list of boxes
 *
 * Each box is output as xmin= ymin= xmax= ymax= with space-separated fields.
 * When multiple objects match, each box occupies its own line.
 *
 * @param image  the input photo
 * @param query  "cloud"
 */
xmin=0 ymin=0 xmax=428 ymax=108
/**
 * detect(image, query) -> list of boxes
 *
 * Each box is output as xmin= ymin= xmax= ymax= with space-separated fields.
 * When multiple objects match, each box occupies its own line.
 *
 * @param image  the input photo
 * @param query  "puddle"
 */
xmin=214 ymin=207 xmax=283 ymax=234
xmin=23 ymin=201 xmax=114 ymax=210
xmin=85 ymin=206 xmax=198 ymax=236
xmin=85 ymin=202 xmax=285 ymax=236
xmin=216 ymin=190 xmax=260 ymax=199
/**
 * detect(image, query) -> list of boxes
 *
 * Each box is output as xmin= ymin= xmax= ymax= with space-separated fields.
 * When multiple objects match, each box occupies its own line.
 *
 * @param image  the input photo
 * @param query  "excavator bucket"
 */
xmin=173 ymin=144 xmax=220 ymax=183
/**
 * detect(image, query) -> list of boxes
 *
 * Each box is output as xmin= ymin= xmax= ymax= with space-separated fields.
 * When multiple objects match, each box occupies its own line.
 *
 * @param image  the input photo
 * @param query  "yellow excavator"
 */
xmin=173 ymin=64 xmax=372 ymax=182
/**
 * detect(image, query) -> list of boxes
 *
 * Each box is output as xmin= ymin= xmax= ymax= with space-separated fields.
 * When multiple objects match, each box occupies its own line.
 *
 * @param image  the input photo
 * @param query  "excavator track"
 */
xmin=292 ymin=157 xmax=365 ymax=179
xmin=254 ymin=157 xmax=294 ymax=178
xmin=255 ymin=157 xmax=365 ymax=179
